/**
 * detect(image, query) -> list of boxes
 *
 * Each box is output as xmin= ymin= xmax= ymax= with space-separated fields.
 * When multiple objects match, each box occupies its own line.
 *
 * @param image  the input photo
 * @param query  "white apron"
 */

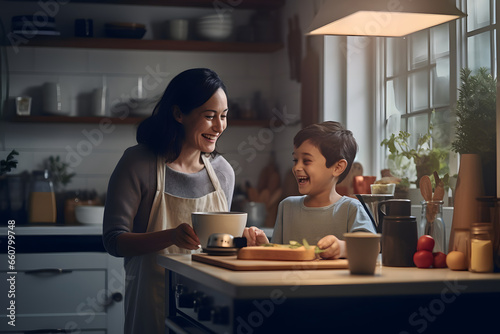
xmin=124 ymin=154 xmax=228 ymax=334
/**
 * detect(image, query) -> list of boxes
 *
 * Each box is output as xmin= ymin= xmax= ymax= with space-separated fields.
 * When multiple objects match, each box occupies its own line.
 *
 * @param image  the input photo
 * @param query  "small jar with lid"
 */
xmin=469 ymin=223 xmax=494 ymax=273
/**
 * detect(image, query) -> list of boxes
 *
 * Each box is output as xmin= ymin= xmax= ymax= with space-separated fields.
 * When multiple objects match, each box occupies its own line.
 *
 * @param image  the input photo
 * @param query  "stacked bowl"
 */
xmin=196 ymin=14 xmax=233 ymax=41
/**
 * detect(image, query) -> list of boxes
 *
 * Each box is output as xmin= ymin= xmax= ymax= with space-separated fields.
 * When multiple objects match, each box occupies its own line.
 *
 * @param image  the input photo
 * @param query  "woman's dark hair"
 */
xmin=136 ymin=68 xmax=227 ymax=162
xmin=293 ymin=121 xmax=358 ymax=183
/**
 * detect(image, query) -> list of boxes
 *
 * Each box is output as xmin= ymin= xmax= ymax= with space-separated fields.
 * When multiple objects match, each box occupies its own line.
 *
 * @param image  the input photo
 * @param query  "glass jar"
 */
xmin=469 ymin=223 xmax=494 ymax=273
xmin=28 ymin=170 xmax=56 ymax=223
xmin=420 ymin=200 xmax=446 ymax=253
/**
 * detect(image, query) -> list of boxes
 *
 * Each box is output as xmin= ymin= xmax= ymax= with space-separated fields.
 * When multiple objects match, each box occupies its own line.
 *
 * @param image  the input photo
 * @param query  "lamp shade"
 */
xmin=307 ymin=0 xmax=466 ymax=37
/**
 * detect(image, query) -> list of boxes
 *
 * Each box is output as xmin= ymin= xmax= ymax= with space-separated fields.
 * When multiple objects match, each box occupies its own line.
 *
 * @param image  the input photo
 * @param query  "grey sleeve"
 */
xmin=102 ymin=147 xmax=155 ymax=257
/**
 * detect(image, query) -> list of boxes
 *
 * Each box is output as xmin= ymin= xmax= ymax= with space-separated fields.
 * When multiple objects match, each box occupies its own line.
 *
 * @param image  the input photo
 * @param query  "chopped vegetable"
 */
xmin=262 ymin=239 xmax=325 ymax=253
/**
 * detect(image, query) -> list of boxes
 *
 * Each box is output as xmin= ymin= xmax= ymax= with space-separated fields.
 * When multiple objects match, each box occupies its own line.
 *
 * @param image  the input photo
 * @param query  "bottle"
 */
xmin=420 ymin=200 xmax=446 ymax=253
xmin=469 ymin=223 xmax=494 ymax=273
xmin=28 ymin=170 xmax=56 ymax=223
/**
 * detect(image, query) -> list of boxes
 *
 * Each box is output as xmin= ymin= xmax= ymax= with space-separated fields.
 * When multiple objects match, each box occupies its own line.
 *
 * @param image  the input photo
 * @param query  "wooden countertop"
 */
xmin=158 ymin=254 xmax=500 ymax=299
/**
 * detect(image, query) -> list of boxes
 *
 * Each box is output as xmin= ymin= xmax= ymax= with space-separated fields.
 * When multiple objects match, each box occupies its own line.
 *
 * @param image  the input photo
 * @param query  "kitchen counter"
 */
xmin=0 ymin=224 xmax=104 ymax=253
xmin=159 ymin=254 xmax=500 ymax=333
xmin=0 ymin=224 xmax=102 ymax=235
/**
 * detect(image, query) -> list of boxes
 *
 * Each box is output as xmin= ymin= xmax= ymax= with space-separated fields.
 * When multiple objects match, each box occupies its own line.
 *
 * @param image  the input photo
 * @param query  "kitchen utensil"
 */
xmin=243 ymin=201 xmax=266 ymax=227
xmin=196 ymin=13 xmax=233 ymax=41
xmin=204 ymin=233 xmax=247 ymax=256
xmin=192 ymin=253 xmax=348 ymax=271
xmin=168 ymin=19 xmax=189 ymax=40
xmin=377 ymin=198 xmax=411 ymax=233
xmin=191 ymin=211 xmax=247 ymax=249
xmin=419 ymin=175 xmax=433 ymax=201
xmin=432 ymin=171 xmax=445 ymax=201
xmin=92 ymin=87 xmax=106 ymax=116
xmin=16 ymin=96 xmax=31 ymax=115
xmin=356 ymin=194 xmax=394 ymax=232
xmin=420 ymin=200 xmax=446 ymax=252
xmin=237 ymin=245 xmax=316 ymax=261
xmin=344 ymin=232 xmax=381 ymax=274
xmin=75 ymin=205 xmax=105 ymax=225
xmin=381 ymin=216 xmax=418 ymax=267
xmin=43 ymin=82 xmax=66 ymax=115
xmin=370 ymin=183 xmax=396 ymax=195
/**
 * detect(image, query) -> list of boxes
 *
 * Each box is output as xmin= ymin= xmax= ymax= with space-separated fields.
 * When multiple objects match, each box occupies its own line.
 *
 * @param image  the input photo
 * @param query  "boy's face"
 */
xmin=292 ymin=140 xmax=338 ymax=196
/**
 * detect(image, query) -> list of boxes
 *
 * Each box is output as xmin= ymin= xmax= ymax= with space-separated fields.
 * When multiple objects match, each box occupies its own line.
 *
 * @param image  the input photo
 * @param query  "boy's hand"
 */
xmin=243 ymin=227 xmax=269 ymax=246
xmin=317 ymin=235 xmax=346 ymax=259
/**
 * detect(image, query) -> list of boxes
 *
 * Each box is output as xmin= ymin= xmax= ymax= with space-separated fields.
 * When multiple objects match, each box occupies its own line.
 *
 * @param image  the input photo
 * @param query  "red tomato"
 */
xmin=413 ymin=250 xmax=434 ymax=268
xmin=417 ymin=235 xmax=435 ymax=252
xmin=433 ymin=252 xmax=447 ymax=268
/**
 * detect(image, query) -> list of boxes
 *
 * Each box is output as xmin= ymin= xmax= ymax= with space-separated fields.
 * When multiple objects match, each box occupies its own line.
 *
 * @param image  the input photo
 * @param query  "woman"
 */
xmin=103 ymin=68 xmax=239 ymax=334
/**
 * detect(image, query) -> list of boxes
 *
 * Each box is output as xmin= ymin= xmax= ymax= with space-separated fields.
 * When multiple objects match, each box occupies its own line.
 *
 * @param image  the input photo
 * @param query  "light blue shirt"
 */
xmin=272 ymin=196 xmax=376 ymax=244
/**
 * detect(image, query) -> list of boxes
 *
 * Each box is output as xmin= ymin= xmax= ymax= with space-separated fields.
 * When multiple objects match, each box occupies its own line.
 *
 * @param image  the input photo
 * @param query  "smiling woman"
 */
xmin=101 ymin=68 xmax=257 ymax=334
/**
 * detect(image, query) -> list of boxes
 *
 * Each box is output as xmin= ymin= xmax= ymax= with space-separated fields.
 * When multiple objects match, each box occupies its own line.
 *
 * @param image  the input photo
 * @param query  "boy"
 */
xmin=271 ymin=121 xmax=376 ymax=259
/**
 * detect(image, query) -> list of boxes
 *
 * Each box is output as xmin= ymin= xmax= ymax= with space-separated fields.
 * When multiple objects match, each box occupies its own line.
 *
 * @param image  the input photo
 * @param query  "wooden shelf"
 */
xmin=4 ymin=0 xmax=285 ymax=9
xmin=9 ymin=115 xmax=270 ymax=126
xmin=23 ymin=38 xmax=283 ymax=53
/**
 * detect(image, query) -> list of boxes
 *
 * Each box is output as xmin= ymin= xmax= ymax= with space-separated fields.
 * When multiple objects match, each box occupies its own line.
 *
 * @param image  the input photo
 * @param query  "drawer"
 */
xmin=3 ymin=269 xmax=106 ymax=314
xmin=0 ymin=253 xmax=118 ymax=332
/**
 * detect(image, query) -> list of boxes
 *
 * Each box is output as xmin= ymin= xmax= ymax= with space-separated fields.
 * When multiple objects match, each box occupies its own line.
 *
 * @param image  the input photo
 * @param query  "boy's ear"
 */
xmin=173 ymin=106 xmax=183 ymax=123
xmin=332 ymin=159 xmax=348 ymax=177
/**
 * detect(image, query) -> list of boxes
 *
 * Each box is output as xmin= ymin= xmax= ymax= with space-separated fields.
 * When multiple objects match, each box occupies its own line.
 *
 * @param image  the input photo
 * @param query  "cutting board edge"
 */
xmin=192 ymin=254 xmax=348 ymax=271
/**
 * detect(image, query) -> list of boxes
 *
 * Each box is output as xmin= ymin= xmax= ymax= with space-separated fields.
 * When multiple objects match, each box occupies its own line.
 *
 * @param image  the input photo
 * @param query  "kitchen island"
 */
xmin=158 ymin=254 xmax=500 ymax=334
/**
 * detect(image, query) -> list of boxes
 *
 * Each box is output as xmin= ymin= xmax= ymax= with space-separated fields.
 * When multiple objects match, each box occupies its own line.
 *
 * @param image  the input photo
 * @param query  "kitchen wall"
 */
xmin=0 ymin=1 xmax=309 ymax=201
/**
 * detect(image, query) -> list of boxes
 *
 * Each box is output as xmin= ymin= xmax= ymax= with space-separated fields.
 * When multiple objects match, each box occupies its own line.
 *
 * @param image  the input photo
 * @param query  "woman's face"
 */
xmin=179 ymin=88 xmax=228 ymax=154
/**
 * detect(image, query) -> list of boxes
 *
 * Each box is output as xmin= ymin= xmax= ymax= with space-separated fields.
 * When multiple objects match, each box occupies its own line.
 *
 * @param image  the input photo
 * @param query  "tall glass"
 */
xmin=420 ymin=200 xmax=446 ymax=253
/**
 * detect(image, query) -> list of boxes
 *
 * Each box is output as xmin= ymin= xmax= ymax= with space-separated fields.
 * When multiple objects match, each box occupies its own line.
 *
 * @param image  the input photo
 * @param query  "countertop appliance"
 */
xmin=159 ymin=254 xmax=500 ymax=333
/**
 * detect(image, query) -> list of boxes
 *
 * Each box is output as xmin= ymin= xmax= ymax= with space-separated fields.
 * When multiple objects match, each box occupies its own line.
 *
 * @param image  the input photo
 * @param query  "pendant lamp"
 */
xmin=307 ymin=0 xmax=466 ymax=37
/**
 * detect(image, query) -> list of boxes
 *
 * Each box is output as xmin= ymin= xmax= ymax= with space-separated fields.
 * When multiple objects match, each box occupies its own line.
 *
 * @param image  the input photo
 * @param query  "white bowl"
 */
xmin=197 ymin=26 xmax=232 ymax=41
xmin=191 ymin=212 xmax=247 ymax=248
xmin=75 ymin=205 xmax=105 ymax=225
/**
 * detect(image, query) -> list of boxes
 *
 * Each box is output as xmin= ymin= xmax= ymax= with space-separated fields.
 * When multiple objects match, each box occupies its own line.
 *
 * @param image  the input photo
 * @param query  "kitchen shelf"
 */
xmin=9 ymin=115 xmax=271 ymax=126
xmin=4 ymin=0 xmax=285 ymax=9
xmin=22 ymin=37 xmax=283 ymax=53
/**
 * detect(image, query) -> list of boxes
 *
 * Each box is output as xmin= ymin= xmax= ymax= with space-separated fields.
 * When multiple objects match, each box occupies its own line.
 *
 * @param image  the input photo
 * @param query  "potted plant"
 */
xmin=451 ymin=67 xmax=496 ymax=196
xmin=381 ymin=121 xmax=449 ymax=189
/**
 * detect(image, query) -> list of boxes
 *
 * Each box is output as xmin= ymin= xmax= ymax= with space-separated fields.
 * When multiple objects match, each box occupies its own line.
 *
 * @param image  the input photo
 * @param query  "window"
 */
xmin=382 ymin=24 xmax=455 ymax=183
xmin=465 ymin=0 xmax=496 ymax=73
xmin=380 ymin=0 xmax=497 ymax=184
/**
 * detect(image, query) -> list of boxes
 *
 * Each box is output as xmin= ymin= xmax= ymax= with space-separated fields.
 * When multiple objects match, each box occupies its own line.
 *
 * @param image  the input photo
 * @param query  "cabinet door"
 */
xmin=0 ymin=253 xmax=123 ymax=333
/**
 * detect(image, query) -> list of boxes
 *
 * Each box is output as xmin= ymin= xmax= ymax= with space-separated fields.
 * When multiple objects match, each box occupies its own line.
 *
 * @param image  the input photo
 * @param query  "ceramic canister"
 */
xmin=382 ymin=216 xmax=418 ymax=267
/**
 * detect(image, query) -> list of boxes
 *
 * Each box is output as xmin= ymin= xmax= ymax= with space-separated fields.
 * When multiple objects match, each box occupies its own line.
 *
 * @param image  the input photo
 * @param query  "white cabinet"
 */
xmin=0 ymin=252 xmax=124 ymax=334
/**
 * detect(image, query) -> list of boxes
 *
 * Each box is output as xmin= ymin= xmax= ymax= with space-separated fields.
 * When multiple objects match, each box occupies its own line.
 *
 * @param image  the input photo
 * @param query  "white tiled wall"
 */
xmin=0 ymin=1 xmax=304 ymax=199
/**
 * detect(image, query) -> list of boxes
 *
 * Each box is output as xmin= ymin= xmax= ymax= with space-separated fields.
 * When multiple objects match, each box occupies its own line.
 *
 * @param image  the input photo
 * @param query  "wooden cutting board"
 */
xmin=238 ymin=246 xmax=316 ymax=261
xmin=192 ymin=253 xmax=349 ymax=271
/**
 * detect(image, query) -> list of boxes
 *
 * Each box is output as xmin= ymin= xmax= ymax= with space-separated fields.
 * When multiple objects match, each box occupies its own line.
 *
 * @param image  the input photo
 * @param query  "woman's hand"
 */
xmin=317 ymin=235 xmax=346 ymax=259
xmin=243 ymin=227 xmax=269 ymax=246
xmin=172 ymin=223 xmax=201 ymax=250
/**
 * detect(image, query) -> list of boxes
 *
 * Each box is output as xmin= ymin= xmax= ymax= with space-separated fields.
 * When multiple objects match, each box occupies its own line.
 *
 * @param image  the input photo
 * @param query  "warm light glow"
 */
xmin=309 ymin=11 xmax=462 ymax=37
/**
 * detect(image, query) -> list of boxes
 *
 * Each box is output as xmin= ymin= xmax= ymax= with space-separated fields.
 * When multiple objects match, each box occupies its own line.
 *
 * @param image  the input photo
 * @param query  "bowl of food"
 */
xmin=370 ymin=183 xmax=396 ymax=195
xmin=191 ymin=212 xmax=247 ymax=248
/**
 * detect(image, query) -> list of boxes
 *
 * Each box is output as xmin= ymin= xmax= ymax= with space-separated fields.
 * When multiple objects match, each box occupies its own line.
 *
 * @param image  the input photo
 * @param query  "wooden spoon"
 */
xmin=432 ymin=171 xmax=445 ymax=201
xmin=419 ymin=175 xmax=433 ymax=202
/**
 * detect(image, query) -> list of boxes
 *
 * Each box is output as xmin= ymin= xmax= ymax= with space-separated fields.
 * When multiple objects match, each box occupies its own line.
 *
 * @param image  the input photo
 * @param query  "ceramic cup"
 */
xmin=168 ymin=19 xmax=189 ymax=40
xmin=344 ymin=232 xmax=381 ymax=275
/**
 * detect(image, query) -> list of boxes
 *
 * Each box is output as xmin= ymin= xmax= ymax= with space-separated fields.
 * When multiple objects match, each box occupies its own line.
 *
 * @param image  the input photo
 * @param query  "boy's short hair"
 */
xmin=293 ymin=121 xmax=358 ymax=183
